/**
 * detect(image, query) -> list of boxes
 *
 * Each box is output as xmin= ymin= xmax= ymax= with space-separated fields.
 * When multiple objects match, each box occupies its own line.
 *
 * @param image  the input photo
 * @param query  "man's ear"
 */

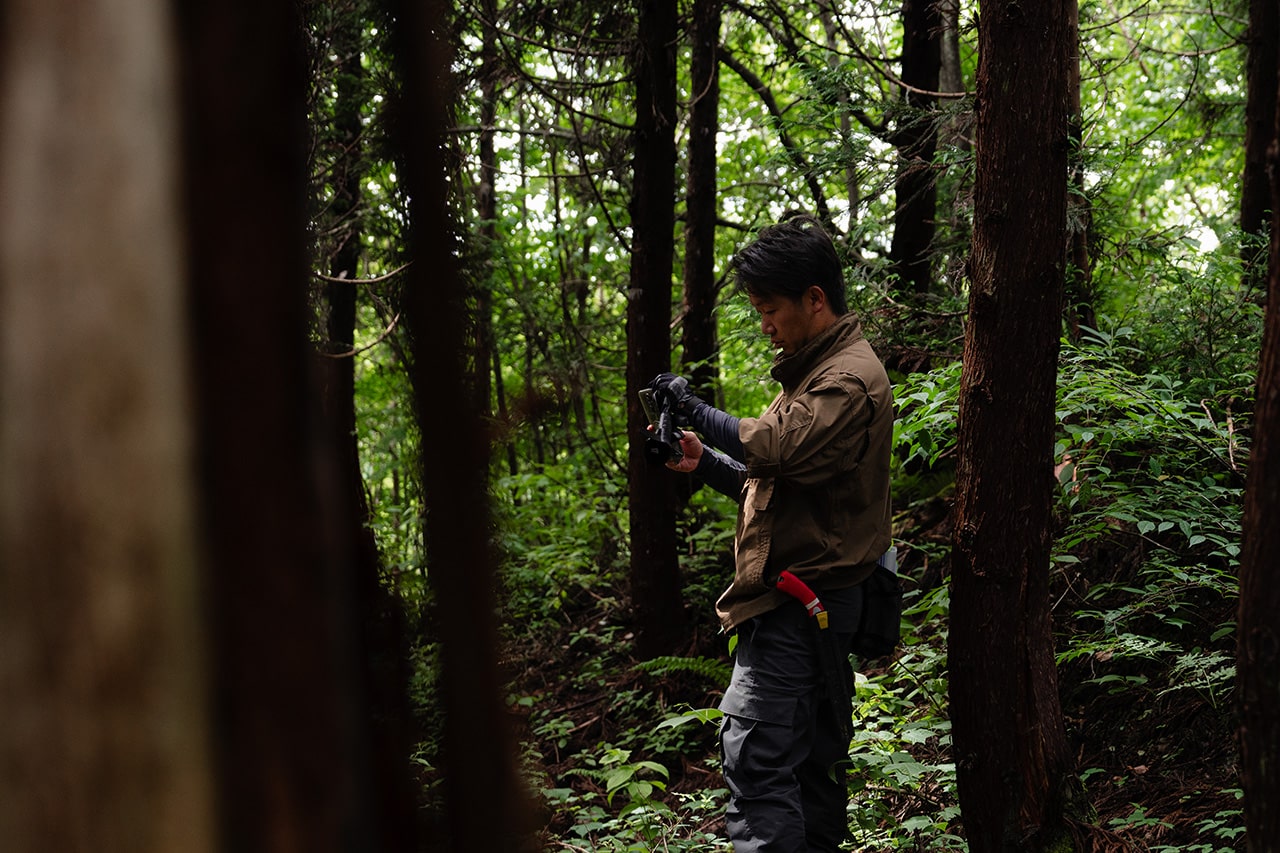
xmin=806 ymin=284 xmax=827 ymax=314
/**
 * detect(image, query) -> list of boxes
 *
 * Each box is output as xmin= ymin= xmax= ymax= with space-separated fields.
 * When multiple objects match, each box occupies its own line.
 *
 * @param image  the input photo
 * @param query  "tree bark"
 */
xmin=0 ymin=2 xmax=217 ymax=849
xmin=938 ymin=0 xmax=964 ymax=105
xmin=948 ymin=0 xmax=1076 ymax=849
xmin=177 ymin=1 xmax=379 ymax=849
xmin=627 ymin=0 xmax=686 ymax=658
xmin=311 ymin=3 xmax=424 ymax=847
xmin=682 ymin=0 xmax=721 ymax=403
xmin=384 ymin=0 xmax=536 ymax=849
xmin=1242 ymin=0 xmax=1280 ymax=289
xmin=476 ymin=0 xmax=500 ymax=420
xmin=1065 ymin=0 xmax=1097 ymax=339
xmin=1237 ymin=52 xmax=1280 ymax=853
xmin=889 ymin=0 xmax=942 ymax=296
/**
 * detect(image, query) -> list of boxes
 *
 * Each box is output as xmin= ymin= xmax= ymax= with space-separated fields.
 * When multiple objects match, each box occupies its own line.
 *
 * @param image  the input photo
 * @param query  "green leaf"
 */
xmin=656 ymin=708 xmax=724 ymax=729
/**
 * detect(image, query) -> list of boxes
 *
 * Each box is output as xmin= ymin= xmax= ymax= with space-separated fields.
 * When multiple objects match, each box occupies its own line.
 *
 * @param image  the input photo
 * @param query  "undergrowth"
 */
xmin=407 ymin=322 xmax=1252 ymax=852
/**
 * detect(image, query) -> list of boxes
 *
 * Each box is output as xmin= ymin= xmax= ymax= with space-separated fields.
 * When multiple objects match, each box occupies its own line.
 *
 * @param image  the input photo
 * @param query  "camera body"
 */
xmin=639 ymin=388 xmax=684 ymax=465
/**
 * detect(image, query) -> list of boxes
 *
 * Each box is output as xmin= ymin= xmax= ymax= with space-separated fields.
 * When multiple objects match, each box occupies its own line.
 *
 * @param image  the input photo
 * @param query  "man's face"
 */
xmin=749 ymin=292 xmax=816 ymax=357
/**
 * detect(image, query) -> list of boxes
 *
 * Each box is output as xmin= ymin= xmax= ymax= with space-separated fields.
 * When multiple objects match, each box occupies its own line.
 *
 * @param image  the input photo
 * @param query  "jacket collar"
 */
xmin=770 ymin=312 xmax=864 ymax=389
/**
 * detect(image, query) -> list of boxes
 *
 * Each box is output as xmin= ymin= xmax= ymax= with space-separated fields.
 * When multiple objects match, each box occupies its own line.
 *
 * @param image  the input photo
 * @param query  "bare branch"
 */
xmin=311 ymin=262 xmax=411 ymax=285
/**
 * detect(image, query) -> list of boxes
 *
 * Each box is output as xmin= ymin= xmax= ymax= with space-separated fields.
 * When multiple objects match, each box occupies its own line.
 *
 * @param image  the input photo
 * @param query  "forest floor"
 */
xmin=503 ymin=493 xmax=1244 ymax=852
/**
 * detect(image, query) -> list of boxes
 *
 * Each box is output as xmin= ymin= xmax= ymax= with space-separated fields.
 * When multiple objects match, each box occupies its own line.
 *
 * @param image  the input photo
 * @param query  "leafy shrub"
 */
xmin=1053 ymin=329 xmax=1243 ymax=712
xmin=544 ymin=779 xmax=729 ymax=852
xmin=832 ymin=571 xmax=960 ymax=849
xmin=495 ymin=463 xmax=630 ymax=628
xmin=893 ymin=358 xmax=963 ymax=477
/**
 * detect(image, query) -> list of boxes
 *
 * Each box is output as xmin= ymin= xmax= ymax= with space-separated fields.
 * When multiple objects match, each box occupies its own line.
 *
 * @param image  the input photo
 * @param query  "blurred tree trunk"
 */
xmin=384 ymin=0 xmax=537 ymax=850
xmin=308 ymin=2 xmax=424 ymax=848
xmin=627 ymin=0 xmax=686 ymax=658
xmin=177 ymin=0 xmax=383 ymax=849
xmin=948 ymin=0 xmax=1076 ymax=849
xmin=0 ymin=1 xmax=217 ymax=850
xmin=888 ymin=0 xmax=941 ymax=296
xmin=1237 ymin=53 xmax=1280 ymax=852
xmin=1242 ymin=0 xmax=1279 ymax=289
xmin=475 ymin=0 xmax=500 ymax=428
xmin=476 ymin=0 xmax=520 ymax=478
xmin=938 ymin=0 xmax=964 ymax=109
xmin=681 ymin=0 xmax=721 ymax=405
xmin=934 ymin=0 xmax=971 ymax=281
xmin=1064 ymin=0 xmax=1096 ymax=340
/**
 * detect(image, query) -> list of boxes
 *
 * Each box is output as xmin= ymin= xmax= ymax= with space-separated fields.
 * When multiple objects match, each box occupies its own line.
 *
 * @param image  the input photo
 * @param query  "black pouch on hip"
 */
xmin=852 ymin=547 xmax=903 ymax=659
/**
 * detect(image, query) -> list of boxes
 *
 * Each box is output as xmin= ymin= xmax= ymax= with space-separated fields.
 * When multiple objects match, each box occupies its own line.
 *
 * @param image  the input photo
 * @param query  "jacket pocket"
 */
xmin=736 ymin=479 xmax=776 ymax=590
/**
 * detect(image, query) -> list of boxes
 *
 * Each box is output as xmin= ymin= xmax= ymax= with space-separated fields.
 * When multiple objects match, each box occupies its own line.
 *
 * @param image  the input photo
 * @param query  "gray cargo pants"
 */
xmin=718 ymin=583 xmax=862 ymax=853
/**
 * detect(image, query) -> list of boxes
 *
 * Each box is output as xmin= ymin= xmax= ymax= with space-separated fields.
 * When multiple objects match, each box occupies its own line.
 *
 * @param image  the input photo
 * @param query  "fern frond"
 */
xmin=636 ymin=655 xmax=732 ymax=684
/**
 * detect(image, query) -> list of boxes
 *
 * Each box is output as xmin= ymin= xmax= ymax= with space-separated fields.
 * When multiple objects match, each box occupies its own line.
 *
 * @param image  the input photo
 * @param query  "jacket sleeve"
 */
xmin=738 ymin=372 xmax=877 ymax=488
xmin=689 ymin=403 xmax=744 ymax=461
xmin=693 ymin=447 xmax=748 ymax=498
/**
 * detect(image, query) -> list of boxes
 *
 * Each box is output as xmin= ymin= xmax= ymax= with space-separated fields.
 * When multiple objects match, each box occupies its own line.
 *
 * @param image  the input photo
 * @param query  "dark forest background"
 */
xmin=1 ymin=0 xmax=1278 ymax=852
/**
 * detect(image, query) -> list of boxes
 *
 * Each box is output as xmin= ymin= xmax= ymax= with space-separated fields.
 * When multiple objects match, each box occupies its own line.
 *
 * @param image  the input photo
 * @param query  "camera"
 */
xmin=639 ymin=388 xmax=684 ymax=465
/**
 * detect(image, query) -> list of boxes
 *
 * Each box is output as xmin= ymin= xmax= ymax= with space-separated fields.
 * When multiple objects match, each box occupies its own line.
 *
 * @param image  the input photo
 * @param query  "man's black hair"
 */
xmin=730 ymin=211 xmax=848 ymax=316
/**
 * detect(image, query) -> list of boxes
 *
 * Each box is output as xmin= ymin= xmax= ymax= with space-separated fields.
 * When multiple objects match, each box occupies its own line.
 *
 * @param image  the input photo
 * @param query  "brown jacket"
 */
xmin=715 ymin=312 xmax=894 ymax=630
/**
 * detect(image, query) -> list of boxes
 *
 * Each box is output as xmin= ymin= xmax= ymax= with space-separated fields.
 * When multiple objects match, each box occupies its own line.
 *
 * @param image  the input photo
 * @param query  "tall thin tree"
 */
xmin=627 ymin=0 xmax=686 ymax=658
xmin=681 ymin=0 xmax=722 ymax=405
xmin=475 ymin=0 xmax=501 ymax=424
xmin=384 ymin=0 xmax=536 ymax=848
xmin=178 ymin=0 xmax=388 ymax=848
xmin=474 ymin=0 xmax=521 ymax=478
xmin=1064 ymin=0 xmax=1097 ymax=340
xmin=889 ymin=0 xmax=942 ymax=296
xmin=947 ymin=0 xmax=1077 ymax=848
xmin=307 ymin=2 xmax=423 ymax=846
xmin=1237 ymin=46 xmax=1280 ymax=852
xmin=1241 ymin=0 xmax=1279 ymax=289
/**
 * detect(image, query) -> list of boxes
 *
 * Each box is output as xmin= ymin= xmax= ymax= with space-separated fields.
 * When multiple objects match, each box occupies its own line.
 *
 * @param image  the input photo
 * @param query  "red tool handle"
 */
xmin=775 ymin=570 xmax=827 ymax=622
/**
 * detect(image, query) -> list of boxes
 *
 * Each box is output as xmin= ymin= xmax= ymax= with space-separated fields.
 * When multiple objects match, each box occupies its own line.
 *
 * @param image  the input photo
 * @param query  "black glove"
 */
xmin=649 ymin=373 xmax=707 ymax=427
xmin=650 ymin=372 xmax=744 ymax=458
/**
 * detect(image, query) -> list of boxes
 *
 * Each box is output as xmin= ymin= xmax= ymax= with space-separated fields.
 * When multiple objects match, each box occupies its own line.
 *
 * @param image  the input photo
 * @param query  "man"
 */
xmin=650 ymin=213 xmax=893 ymax=852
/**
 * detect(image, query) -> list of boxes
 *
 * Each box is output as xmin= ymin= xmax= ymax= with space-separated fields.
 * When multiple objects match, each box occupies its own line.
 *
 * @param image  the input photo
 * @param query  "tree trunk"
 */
xmin=934 ymin=0 xmax=972 ymax=279
xmin=948 ymin=0 xmax=1076 ymax=849
xmin=477 ymin=0 xmax=518 ymax=478
xmin=0 ymin=2 xmax=217 ymax=850
xmin=938 ymin=0 xmax=964 ymax=105
xmin=627 ymin=0 xmax=686 ymax=659
xmin=177 ymin=1 xmax=380 ymax=849
xmin=682 ymin=0 xmax=721 ymax=403
xmin=312 ymin=4 xmax=424 ymax=847
xmin=1242 ymin=0 xmax=1279 ymax=289
xmin=889 ymin=0 xmax=942 ymax=296
xmin=1237 ymin=54 xmax=1280 ymax=853
xmin=476 ymin=0 xmax=500 ymax=419
xmin=384 ymin=0 xmax=536 ymax=849
xmin=1065 ymin=0 xmax=1097 ymax=339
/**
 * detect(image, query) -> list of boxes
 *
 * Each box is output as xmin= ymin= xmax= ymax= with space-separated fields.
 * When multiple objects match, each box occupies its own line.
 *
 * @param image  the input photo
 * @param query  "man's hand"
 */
xmin=649 ymin=373 xmax=705 ymax=424
xmin=666 ymin=430 xmax=703 ymax=473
